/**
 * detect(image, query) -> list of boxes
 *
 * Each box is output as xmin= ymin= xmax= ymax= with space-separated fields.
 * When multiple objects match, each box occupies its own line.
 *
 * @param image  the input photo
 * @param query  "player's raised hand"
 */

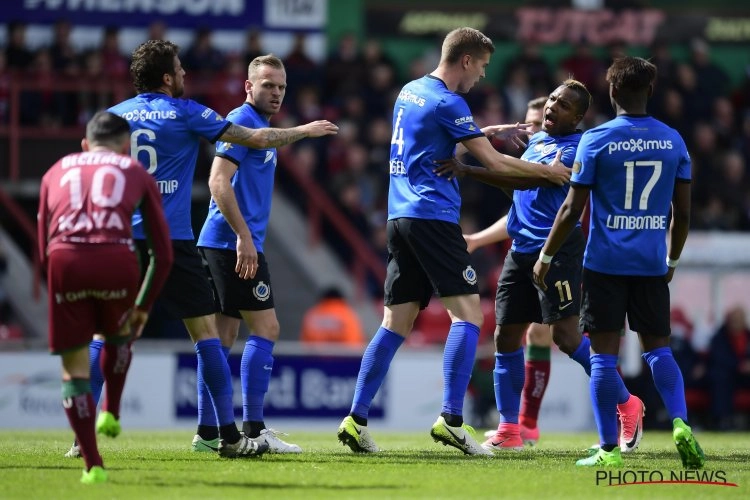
xmin=546 ymin=150 xmax=571 ymax=186
xmin=303 ymin=120 xmax=339 ymax=138
xmin=235 ymin=234 xmax=258 ymax=280
xmin=482 ymin=122 xmax=532 ymax=149
xmin=433 ymin=157 xmax=471 ymax=180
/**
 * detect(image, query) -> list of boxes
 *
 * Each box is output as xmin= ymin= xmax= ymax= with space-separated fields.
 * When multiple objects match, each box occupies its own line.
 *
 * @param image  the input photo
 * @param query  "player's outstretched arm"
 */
xmin=463 ymin=137 xmax=570 ymax=186
xmin=455 ymin=122 xmax=532 ymax=156
xmin=464 ymin=215 xmax=509 ymax=254
xmin=220 ymin=120 xmax=338 ymax=149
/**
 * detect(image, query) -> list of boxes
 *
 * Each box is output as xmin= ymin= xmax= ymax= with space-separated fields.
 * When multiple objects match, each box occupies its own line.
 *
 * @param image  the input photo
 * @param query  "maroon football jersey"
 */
xmin=38 ymin=150 xmax=172 ymax=311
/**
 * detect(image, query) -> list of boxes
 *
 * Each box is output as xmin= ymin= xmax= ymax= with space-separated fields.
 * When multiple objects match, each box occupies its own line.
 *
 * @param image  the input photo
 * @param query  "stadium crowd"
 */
xmin=3 ymin=21 xmax=750 ymax=251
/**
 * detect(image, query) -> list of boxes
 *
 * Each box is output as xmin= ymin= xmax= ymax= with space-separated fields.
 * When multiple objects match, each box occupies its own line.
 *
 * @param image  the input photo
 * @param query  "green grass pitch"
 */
xmin=0 ymin=430 xmax=747 ymax=499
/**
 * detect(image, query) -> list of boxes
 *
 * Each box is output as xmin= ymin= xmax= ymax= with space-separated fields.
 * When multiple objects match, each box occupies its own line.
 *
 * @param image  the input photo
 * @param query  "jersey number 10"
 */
xmin=60 ymin=166 xmax=127 ymax=209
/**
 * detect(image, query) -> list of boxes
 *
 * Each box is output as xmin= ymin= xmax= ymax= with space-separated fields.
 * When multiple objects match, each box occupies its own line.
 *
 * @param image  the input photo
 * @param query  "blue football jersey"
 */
xmin=198 ymin=103 xmax=275 ymax=254
xmin=387 ymin=75 xmax=484 ymax=224
xmin=572 ymin=115 xmax=691 ymax=275
xmin=507 ymin=131 xmax=582 ymax=253
xmin=109 ymin=93 xmax=231 ymax=240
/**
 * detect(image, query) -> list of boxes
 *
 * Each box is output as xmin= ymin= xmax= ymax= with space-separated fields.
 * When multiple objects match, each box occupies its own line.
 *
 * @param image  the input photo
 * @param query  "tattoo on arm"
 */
xmin=222 ymin=123 xmax=307 ymax=148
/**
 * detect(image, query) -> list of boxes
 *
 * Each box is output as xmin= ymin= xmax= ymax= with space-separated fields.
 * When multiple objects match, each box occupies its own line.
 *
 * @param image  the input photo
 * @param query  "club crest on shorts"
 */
xmin=253 ymin=281 xmax=271 ymax=301
xmin=462 ymin=265 xmax=477 ymax=285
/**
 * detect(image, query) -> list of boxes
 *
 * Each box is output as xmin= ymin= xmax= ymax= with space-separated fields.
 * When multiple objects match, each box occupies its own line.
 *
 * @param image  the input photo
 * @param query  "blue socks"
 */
xmin=195 ymin=338 xmax=235 ymax=426
xmin=88 ymin=339 xmax=105 ymax=406
xmin=241 ymin=336 xmax=275 ymax=423
xmin=643 ymin=347 xmax=688 ymax=421
xmin=590 ymin=353 xmax=620 ymax=446
xmin=197 ymin=345 xmax=230 ymax=427
xmin=442 ymin=321 xmax=480 ymax=416
xmin=570 ymin=335 xmax=592 ymax=376
xmin=351 ymin=327 xmax=404 ymax=419
xmin=493 ymin=347 xmax=525 ymax=424
xmin=570 ymin=336 xmax=630 ymax=404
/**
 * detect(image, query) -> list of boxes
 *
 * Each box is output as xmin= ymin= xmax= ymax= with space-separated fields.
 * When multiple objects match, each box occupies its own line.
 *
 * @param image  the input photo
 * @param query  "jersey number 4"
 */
xmin=623 ymin=160 xmax=661 ymax=210
xmin=391 ymin=108 xmax=405 ymax=155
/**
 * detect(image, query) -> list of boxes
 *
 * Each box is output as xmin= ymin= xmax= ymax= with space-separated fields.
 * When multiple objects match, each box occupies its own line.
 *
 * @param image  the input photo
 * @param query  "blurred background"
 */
xmin=0 ymin=0 xmax=749 ymax=433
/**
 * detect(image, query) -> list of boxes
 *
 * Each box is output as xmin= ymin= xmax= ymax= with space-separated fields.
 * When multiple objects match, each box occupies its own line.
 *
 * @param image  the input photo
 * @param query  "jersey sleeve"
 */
xmin=571 ymin=130 xmax=597 ymax=186
xmin=434 ymin=96 xmax=484 ymax=143
xmin=215 ymin=109 xmax=252 ymax=165
xmin=134 ymin=168 xmax=174 ymax=311
xmin=184 ymin=100 xmax=232 ymax=144
xmin=675 ymin=135 xmax=691 ymax=182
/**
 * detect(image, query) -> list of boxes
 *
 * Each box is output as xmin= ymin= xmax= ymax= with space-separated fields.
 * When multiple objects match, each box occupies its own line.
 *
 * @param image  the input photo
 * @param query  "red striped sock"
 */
xmin=520 ymin=358 xmax=550 ymax=428
xmin=63 ymin=391 xmax=103 ymax=470
xmin=100 ymin=340 xmax=132 ymax=420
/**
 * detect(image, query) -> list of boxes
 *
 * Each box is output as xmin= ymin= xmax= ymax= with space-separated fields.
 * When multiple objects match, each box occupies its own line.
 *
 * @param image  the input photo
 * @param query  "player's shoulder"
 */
xmin=226 ymin=103 xmax=263 ymax=126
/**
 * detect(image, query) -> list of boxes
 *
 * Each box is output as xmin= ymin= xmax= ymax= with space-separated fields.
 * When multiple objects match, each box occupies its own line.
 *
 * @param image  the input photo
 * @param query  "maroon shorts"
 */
xmin=47 ymin=245 xmax=140 ymax=354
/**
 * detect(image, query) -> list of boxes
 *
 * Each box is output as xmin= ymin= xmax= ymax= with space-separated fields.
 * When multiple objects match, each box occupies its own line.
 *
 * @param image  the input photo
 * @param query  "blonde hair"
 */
xmin=440 ymin=27 xmax=494 ymax=65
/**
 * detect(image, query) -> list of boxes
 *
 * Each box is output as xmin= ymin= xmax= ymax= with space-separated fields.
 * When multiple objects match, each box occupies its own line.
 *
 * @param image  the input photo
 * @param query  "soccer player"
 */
xmin=533 ymin=56 xmax=704 ymax=468
xmin=196 ymin=54 xmax=337 ymax=453
xmin=438 ymin=81 xmax=643 ymax=453
xmin=336 ymin=27 xmax=570 ymax=456
xmin=38 ymin=111 xmax=173 ymax=484
xmin=462 ymin=95 xmax=644 ymax=449
xmin=465 ymin=96 xmax=553 ymax=445
xmin=71 ymin=40 xmax=336 ymax=459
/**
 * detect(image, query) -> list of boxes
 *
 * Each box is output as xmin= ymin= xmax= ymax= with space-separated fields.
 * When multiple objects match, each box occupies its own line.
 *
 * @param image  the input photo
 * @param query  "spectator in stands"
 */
xmin=49 ymin=19 xmax=77 ymax=75
xmin=707 ymin=305 xmax=750 ymax=430
xmin=504 ymin=42 xmax=552 ymax=99
xmin=690 ymin=38 xmax=730 ymax=120
xmin=559 ymin=41 xmax=604 ymax=92
xmin=100 ymin=26 xmax=129 ymax=80
xmin=323 ymin=32 xmax=365 ymax=103
xmin=206 ymin=52 xmax=247 ymax=115
xmin=77 ymin=48 xmax=109 ymax=125
xmin=48 ymin=19 xmax=79 ymax=127
xmin=5 ymin=21 xmax=33 ymax=71
xmin=146 ymin=20 xmax=167 ymax=41
xmin=242 ymin=28 xmax=264 ymax=68
xmin=283 ymin=32 xmax=320 ymax=103
xmin=500 ymin=66 xmax=533 ymax=123
xmin=185 ymin=29 xmax=223 ymax=70
xmin=300 ymin=287 xmax=366 ymax=348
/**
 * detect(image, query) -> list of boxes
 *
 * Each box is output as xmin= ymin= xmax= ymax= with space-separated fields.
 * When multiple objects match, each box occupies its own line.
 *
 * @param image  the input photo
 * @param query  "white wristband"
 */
xmin=539 ymin=251 xmax=553 ymax=264
xmin=666 ymin=257 xmax=679 ymax=268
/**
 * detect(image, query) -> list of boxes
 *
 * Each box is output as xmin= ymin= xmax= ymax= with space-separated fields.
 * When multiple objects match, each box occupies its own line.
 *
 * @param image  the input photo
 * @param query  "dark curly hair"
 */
xmin=129 ymin=40 xmax=180 ymax=93
xmin=606 ymin=56 xmax=657 ymax=93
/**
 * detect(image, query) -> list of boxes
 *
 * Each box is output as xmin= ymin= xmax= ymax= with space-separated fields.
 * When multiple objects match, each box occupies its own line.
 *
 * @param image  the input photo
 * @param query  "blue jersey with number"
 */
xmin=387 ymin=75 xmax=484 ymax=223
xmin=198 ymin=103 xmax=275 ymax=253
xmin=572 ymin=115 xmax=691 ymax=275
xmin=109 ymin=93 xmax=231 ymax=240
xmin=507 ymin=131 xmax=581 ymax=253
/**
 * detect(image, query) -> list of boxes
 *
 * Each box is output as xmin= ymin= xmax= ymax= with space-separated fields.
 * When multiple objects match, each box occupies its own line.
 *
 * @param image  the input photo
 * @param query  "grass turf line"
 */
xmin=0 ymin=430 xmax=747 ymax=499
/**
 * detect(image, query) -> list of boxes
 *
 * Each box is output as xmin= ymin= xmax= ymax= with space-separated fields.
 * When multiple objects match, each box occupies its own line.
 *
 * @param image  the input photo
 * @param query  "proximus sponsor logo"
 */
xmin=607 ymin=139 xmax=672 ymax=154
xmin=119 ymin=109 xmax=178 ymax=122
